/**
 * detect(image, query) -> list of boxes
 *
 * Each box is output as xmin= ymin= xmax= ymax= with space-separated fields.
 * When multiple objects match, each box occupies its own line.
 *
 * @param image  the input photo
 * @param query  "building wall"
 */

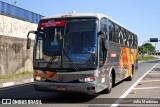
xmin=0 ymin=15 xmax=37 ymax=76
xmin=0 ymin=14 xmax=37 ymax=39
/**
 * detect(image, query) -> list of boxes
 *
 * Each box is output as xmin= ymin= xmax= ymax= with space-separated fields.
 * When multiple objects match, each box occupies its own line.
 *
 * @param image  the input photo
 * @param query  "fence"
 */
xmin=0 ymin=1 xmax=44 ymax=23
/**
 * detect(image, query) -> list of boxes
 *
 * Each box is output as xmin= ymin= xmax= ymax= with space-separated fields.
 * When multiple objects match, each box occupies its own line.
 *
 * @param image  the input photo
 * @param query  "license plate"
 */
xmin=57 ymin=86 xmax=67 ymax=90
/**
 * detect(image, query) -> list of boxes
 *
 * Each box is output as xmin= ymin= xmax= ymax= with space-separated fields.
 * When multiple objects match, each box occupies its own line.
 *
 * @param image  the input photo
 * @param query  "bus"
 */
xmin=27 ymin=12 xmax=138 ymax=94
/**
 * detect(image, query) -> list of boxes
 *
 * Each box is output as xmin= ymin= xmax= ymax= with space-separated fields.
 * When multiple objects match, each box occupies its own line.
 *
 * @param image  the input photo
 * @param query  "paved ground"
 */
xmin=0 ymin=60 xmax=160 ymax=107
xmin=118 ymin=60 xmax=160 ymax=107
xmin=0 ymin=77 xmax=33 ymax=88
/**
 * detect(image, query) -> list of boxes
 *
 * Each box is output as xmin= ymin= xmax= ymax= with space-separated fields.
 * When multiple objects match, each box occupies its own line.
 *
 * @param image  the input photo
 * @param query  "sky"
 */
xmin=1 ymin=0 xmax=160 ymax=51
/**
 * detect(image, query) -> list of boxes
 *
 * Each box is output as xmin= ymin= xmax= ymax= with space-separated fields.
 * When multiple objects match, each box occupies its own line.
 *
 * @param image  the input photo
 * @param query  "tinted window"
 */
xmin=133 ymin=35 xmax=138 ymax=47
xmin=128 ymin=33 xmax=132 ymax=46
xmin=119 ymin=28 xmax=123 ymax=44
xmin=123 ymin=29 xmax=128 ymax=46
xmin=99 ymin=37 xmax=107 ymax=67
xmin=115 ymin=24 xmax=120 ymax=43
xmin=100 ymin=18 xmax=108 ymax=39
xmin=108 ymin=21 xmax=115 ymax=42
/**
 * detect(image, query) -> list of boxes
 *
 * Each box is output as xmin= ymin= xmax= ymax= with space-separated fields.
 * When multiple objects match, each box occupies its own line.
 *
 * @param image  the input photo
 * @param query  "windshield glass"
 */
xmin=34 ymin=18 xmax=98 ymax=71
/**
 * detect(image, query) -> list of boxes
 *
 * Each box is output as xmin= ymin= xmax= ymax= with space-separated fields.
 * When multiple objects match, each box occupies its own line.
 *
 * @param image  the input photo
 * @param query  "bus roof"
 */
xmin=43 ymin=12 xmax=122 ymax=25
xmin=42 ymin=12 xmax=136 ymax=35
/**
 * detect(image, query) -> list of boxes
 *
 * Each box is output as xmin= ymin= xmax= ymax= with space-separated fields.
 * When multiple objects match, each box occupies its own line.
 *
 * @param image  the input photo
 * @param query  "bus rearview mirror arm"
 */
xmin=27 ymin=30 xmax=37 ymax=38
xmin=98 ymin=31 xmax=106 ymax=39
xmin=27 ymin=30 xmax=37 ymax=49
xmin=98 ymin=31 xmax=104 ymax=36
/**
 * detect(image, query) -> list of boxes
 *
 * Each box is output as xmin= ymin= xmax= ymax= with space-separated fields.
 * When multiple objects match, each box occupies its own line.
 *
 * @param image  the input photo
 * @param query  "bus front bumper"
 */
xmin=34 ymin=80 xmax=98 ymax=94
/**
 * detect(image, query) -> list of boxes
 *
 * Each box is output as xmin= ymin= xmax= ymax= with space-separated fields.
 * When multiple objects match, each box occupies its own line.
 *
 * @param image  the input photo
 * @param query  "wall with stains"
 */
xmin=0 ymin=15 xmax=37 ymax=76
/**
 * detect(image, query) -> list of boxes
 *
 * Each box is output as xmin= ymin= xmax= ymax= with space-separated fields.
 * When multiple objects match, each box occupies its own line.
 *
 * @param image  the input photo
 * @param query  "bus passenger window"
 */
xmin=126 ymin=31 xmax=129 ymax=46
xmin=128 ymin=33 xmax=132 ymax=46
xmin=133 ymin=35 xmax=137 ymax=47
xmin=115 ymin=25 xmax=120 ymax=43
xmin=135 ymin=36 xmax=138 ymax=47
xmin=108 ymin=21 xmax=115 ymax=42
xmin=124 ymin=30 xmax=128 ymax=46
xmin=119 ymin=28 xmax=123 ymax=44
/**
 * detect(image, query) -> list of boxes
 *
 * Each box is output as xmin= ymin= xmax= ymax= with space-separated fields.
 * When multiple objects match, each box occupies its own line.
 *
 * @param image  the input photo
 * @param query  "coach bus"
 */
xmin=27 ymin=12 xmax=138 ymax=94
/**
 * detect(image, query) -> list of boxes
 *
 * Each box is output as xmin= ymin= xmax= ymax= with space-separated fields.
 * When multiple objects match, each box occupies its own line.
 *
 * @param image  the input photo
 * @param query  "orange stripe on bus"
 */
xmin=49 ymin=72 xmax=57 ymax=78
xmin=52 ymin=75 xmax=58 ymax=80
xmin=125 ymin=69 xmax=129 ymax=77
xmin=34 ymin=70 xmax=39 ymax=76
xmin=131 ymin=52 xmax=134 ymax=65
xmin=119 ymin=55 xmax=123 ymax=72
xmin=126 ymin=48 xmax=132 ymax=77
xmin=42 ymin=71 xmax=47 ymax=74
xmin=121 ymin=47 xmax=128 ymax=68
xmin=43 ymin=72 xmax=54 ymax=79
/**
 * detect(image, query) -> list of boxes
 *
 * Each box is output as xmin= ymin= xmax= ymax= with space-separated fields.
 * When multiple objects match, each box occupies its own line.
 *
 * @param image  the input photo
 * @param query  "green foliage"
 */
xmin=0 ymin=71 xmax=32 ymax=80
xmin=138 ymin=46 xmax=143 ymax=54
xmin=138 ymin=43 xmax=155 ymax=54
xmin=138 ymin=56 xmax=158 ymax=61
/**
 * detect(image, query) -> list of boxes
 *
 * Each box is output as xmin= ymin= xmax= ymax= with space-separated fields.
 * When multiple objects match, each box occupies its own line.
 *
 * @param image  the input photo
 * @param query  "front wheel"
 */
xmin=105 ymin=72 xmax=113 ymax=94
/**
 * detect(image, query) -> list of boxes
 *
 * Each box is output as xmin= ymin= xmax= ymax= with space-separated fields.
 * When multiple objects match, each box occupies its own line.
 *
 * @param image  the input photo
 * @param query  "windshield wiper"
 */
xmin=62 ymin=47 xmax=79 ymax=71
xmin=45 ymin=55 xmax=58 ymax=69
xmin=44 ymin=48 xmax=79 ymax=71
xmin=61 ymin=20 xmax=79 ymax=71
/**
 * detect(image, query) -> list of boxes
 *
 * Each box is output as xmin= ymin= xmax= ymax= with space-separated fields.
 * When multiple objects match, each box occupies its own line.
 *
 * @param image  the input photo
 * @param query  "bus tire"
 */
xmin=34 ymin=84 xmax=44 ymax=91
xmin=104 ymin=71 xmax=114 ymax=94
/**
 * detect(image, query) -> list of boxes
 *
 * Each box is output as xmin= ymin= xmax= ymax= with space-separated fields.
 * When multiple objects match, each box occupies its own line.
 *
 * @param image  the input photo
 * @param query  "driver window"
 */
xmin=99 ymin=37 xmax=107 ymax=68
xmin=100 ymin=18 xmax=108 ymax=40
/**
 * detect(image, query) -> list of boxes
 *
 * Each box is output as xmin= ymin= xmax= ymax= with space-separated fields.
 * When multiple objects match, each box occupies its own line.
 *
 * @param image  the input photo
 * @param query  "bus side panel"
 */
xmin=133 ymin=49 xmax=138 ymax=70
xmin=108 ymin=42 xmax=122 ymax=83
xmin=121 ymin=47 xmax=138 ymax=78
xmin=125 ymin=48 xmax=132 ymax=77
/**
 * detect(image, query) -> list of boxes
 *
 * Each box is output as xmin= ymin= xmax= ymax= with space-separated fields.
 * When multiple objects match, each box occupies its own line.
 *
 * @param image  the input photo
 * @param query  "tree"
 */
xmin=138 ymin=43 xmax=155 ymax=55
xmin=143 ymin=43 xmax=155 ymax=54
xmin=138 ymin=46 xmax=143 ymax=54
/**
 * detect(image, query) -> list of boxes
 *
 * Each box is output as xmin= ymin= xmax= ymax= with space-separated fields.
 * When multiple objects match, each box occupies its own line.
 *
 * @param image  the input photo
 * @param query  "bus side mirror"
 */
xmin=27 ymin=38 xmax=31 ymax=49
xmin=27 ymin=30 xmax=37 ymax=49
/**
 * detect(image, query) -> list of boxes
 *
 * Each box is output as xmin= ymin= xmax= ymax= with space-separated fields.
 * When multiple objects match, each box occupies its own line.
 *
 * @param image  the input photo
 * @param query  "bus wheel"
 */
xmin=34 ymin=84 xmax=44 ymax=91
xmin=105 ymin=72 xmax=113 ymax=94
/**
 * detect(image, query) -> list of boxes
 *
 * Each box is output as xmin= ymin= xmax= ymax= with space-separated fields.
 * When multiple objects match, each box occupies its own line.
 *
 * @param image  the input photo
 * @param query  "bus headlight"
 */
xmin=79 ymin=77 xmax=97 ymax=82
xmin=34 ymin=76 xmax=41 ymax=81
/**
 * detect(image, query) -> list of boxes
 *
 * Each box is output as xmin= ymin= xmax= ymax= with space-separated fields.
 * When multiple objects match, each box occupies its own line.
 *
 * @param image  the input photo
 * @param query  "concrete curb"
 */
xmin=0 ymin=77 xmax=33 ymax=88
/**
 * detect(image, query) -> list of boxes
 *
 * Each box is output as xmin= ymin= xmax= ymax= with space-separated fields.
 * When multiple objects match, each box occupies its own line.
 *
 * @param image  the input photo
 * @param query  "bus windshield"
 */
xmin=34 ymin=18 xmax=98 ymax=71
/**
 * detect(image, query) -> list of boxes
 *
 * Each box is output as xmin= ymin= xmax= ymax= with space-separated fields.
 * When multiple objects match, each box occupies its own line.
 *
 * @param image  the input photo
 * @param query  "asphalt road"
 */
xmin=0 ymin=60 xmax=160 ymax=107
